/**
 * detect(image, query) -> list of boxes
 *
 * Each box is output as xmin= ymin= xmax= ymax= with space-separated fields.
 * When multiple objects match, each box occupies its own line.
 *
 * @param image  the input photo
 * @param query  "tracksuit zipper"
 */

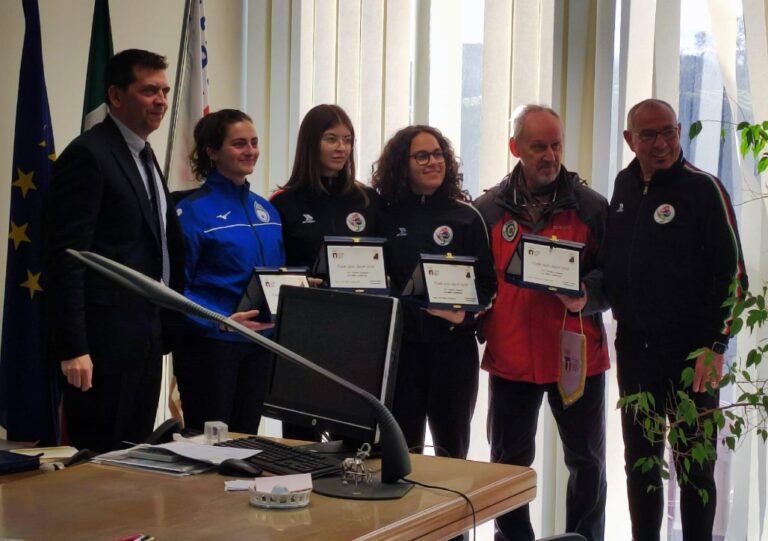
xmin=627 ymin=179 xmax=651 ymax=337
xmin=240 ymin=187 xmax=266 ymax=263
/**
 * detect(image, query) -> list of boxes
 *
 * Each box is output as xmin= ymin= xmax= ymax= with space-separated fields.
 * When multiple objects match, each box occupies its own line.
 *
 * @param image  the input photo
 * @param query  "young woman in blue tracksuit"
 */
xmin=173 ymin=109 xmax=284 ymax=434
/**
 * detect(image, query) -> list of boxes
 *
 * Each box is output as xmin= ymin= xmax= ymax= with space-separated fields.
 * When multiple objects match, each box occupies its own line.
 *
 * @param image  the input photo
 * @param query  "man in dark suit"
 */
xmin=44 ymin=49 xmax=184 ymax=452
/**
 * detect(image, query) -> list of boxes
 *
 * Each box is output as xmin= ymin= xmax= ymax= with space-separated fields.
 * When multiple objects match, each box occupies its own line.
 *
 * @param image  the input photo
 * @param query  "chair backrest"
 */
xmin=536 ymin=534 xmax=588 ymax=541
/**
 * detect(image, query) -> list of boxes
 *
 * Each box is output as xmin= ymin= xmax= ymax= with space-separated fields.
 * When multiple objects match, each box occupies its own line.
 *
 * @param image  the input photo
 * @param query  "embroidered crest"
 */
xmin=254 ymin=202 xmax=270 ymax=223
xmin=176 ymin=208 xmax=183 ymax=216
xmin=433 ymin=225 xmax=454 ymax=246
xmin=502 ymin=219 xmax=518 ymax=242
xmin=653 ymin=203 xmax=675 ymax=224
xmin=346 ymin=212 xmax=366 ymax=233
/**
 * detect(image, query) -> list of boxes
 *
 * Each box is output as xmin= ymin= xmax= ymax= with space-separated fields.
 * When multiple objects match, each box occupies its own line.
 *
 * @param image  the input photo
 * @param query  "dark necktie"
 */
xmin=139 ymin=142 xmax=170 ymax=285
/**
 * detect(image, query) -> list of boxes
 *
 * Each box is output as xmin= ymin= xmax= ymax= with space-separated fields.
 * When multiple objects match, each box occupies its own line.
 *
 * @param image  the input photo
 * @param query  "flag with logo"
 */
xmin=81 ymin=0 xmax=113 ymax=132
xmin=0 ymin=0 xmax=60 ymax=445
xmin=165 ymin=0 xmax=209 ymax=190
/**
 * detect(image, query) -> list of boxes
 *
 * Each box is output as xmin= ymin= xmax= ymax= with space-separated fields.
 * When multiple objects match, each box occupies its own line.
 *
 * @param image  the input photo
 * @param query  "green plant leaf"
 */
xmin=731 ymin=317 xmax=744 ymax=335
xmin=681 ymin=367 xmax=694 ymax=388
xmin=689 ymin=121 xmax=703 ymax=140
xmin=738 ymin=121 xmax=751 ymax=130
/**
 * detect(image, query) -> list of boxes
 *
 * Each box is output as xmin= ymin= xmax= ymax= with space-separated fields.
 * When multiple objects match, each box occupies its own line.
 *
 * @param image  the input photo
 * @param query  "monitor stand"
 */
xmin=300 ymin=440 xmax=413 ymax=500
xmin=313 ymin=475 xmax=413 ymax=500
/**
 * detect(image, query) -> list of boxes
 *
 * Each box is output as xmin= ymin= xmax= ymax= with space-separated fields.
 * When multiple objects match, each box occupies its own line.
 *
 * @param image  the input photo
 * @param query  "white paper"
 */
xmin=225 ymin=479 xmax=257 ymax=491
xmin=253 ymin=473 xmax=313 ymax=493
xmin=259 ymin=274 xmax=309 ymax=314
xmin=154 ymin=441 xmax=258 ymax=465
xmin=423 ymin=262 xmax=479 ymax=305
xmin=326 ymin=245 xmax=386 ymax=289
xmin=522 ymin=242 xmax=580 ymax=291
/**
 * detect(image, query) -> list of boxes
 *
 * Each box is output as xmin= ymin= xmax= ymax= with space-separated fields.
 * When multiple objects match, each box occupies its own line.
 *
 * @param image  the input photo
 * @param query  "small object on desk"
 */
xmin=204 ymin=421 xmax=229 ymax=444
xmin=249 ymin=473 xmax=313 ymax=509
xmin=218 ymin=458 xmax=263 ymax=477
xmin=9 ymin=446 xmax=78 ymax=460
xmin=0 ymin=449 xmax=41 ymax=474
xmin=126 ymin=447 xmax=182 ymax=463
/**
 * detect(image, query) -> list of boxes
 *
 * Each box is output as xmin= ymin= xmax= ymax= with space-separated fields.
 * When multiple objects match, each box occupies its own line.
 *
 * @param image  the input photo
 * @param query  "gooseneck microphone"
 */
xmin=66 ymin=249 xmax=412 ymax=496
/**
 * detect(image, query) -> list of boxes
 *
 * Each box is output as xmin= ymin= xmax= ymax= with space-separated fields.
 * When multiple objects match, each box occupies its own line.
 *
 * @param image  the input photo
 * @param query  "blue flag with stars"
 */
xmin=0 ymin=0 xmax=60 ymax=445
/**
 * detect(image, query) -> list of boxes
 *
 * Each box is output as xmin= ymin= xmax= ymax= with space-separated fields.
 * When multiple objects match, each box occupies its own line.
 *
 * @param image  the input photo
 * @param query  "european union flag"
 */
xmin=0 ymin=0 xmax=60 ymax=445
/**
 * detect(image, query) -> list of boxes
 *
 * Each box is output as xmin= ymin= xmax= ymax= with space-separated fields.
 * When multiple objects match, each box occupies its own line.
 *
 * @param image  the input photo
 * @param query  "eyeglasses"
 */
xmin=409 ymin=149 xmax=445 ymax=165
xmin=321 ymin=134 xmax=354 ymax=147
xmin=633 ymin=127 xmax=678 ymax=143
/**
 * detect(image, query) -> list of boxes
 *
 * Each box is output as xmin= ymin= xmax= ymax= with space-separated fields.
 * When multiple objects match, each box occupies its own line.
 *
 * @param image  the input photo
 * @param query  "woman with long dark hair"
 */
xmin=271 ymin=104 xmax=380 ymax=269
xmin=270 ymin=104 xmax=381 ymax=441
xmin=372 ymin=125 xmax=495 ymax=459
xmin=173 ymin=109 xmax=284 ymax=434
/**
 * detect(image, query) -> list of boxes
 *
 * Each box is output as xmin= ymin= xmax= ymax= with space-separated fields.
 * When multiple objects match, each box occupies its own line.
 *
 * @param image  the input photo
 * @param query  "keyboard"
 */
xmin=216 ymin=437 xmax=341 ymax=478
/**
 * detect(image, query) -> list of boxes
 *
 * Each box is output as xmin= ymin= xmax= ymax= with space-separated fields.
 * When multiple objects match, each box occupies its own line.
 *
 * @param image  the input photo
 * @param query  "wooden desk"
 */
xmin=0 ymin=454 xmax=535 ymax=540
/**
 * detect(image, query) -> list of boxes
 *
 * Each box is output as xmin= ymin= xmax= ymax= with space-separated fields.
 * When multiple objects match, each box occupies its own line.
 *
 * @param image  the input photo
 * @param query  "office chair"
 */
xmin=537 ymin=534 xmax=587 ymax=541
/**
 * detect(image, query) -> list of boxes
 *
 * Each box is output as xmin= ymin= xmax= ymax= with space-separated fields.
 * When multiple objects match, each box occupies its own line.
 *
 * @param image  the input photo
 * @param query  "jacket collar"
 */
xmin=626 ymin=151 xmax=686 ymax=186
xmin=495 ymin=163 xmax=581 ymax=217
xmin=205 ymin=170 xmax=251 ymax=194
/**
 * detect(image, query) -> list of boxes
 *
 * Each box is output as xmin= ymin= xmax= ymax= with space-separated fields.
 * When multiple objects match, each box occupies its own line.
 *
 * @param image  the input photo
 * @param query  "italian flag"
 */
xmin=81 ymin=0 xmax=113 ymax=132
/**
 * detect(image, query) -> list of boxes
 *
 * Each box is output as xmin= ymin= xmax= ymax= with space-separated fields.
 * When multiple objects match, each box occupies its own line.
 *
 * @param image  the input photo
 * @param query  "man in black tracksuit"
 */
xmin=602 ymin=99 xmax=747 ymax=541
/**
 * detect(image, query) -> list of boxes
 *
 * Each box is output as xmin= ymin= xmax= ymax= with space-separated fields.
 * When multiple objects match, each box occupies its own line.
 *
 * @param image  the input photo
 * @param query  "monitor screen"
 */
xmin=263 ymin=286 xmax=402 ymax=443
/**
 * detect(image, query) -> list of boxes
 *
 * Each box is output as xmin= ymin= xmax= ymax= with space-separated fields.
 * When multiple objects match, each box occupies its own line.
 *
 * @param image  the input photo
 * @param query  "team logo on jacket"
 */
xmin=653 ymin=204 xmax=675 ymax=224
xmin=433 ymin=225 xmax=453 ymax=246
xmin=176 ymin=208 xmax=183 ymax=216
xmin=502 ymin=219 xmax=518 ymax=242
xmin=302 ymin=214 xmax=316 ymax=224
xmin=254 ymin=203 xmax=270 ymax=223
xmin=346 ymin=212 xmax=366 ymax=232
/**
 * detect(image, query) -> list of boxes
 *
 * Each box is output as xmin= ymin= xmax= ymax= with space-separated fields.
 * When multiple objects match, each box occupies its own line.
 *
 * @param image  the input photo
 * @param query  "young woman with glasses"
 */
xmin=372 ymin=125 xmax=496 ymax=459
xmin=271 ymin=104 xmax=380 ymax=270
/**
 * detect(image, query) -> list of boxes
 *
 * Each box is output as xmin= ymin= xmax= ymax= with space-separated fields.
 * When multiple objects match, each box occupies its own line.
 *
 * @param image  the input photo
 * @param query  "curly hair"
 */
xmin=371 ymin=125 xmax=467 ymax=204
xmin=189 ymin=109 xmax=253 ymax=181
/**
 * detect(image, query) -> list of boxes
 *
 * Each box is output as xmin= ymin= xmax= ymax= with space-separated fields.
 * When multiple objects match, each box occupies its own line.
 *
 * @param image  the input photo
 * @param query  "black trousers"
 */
xmin=488 ymin=373 xmax=607 ymax=541
xmin=173 ymin=336 xmax=273 ymax=435
xmin=392 ymin=335 xmax=479 ymax=459
xmin=618 ymin=357 xmax=718 ymax=541
xmin=63 ymin=308 xmax=163 ymax=453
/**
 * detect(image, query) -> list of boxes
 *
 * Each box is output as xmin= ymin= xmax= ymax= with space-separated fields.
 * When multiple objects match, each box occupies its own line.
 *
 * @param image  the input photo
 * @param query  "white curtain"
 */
xmin=239 ymin=0 xmax=768 ymax=538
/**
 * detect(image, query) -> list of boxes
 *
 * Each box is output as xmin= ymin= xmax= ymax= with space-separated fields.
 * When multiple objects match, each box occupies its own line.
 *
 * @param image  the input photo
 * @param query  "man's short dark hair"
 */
xmin=104 ymin=49 xmax=167 ymax=106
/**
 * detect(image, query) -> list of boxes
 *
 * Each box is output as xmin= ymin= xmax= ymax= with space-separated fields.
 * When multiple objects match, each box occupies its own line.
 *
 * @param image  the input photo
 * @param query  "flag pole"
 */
xmin=164 ymin=0 xmax=193 ymax=180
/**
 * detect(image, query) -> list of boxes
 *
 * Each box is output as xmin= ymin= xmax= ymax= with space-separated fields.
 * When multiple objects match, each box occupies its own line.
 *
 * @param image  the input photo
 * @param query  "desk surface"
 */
xmin=0 ymin=454 xmax=535 ymax=540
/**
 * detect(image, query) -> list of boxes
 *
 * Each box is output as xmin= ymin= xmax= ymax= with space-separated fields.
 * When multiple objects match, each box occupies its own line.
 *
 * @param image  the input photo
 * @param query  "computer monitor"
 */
xmin=263 ymin=286 xmax=402 ymax=444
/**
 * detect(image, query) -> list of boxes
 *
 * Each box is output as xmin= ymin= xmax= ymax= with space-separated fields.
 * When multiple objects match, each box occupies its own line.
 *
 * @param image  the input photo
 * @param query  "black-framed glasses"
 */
xmin=409 ymin=149 xmax=445 ymax=165
xmin=634 ymin=127 xmax=678 ymax=143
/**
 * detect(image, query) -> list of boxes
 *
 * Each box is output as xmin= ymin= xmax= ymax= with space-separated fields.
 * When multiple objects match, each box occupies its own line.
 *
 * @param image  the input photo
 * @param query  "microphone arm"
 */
xmin=66 ymin=249 xmax=411 ymax=484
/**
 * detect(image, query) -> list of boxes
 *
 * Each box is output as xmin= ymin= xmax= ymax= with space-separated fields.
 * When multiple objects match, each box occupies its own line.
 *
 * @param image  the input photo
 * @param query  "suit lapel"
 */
xmin=102 ymin=117 xmax=162 ymax=247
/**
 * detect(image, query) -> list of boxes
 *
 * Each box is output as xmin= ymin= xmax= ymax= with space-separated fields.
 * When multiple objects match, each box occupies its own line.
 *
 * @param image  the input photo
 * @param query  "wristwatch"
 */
xmin=711 ymin=341 xmax=727 ymax=355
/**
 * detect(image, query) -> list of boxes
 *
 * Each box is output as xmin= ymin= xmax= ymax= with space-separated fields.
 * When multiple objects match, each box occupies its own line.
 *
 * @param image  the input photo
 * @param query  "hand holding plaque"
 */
xmin=402 ymin=253 xmax=482 ymax=311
